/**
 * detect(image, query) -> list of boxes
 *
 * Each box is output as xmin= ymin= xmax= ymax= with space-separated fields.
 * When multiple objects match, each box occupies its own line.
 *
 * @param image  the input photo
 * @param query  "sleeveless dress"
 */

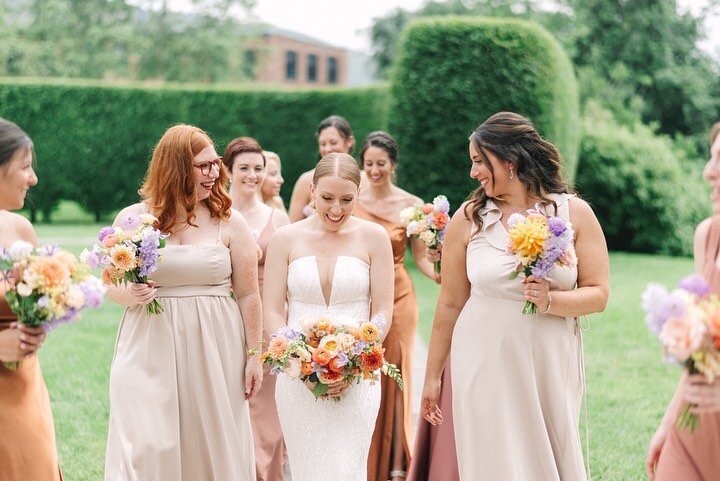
xmin=451 ymin=194 xmax=586 ymax=480
xmin=275 ymin=255 xmax=381 ymax=481
xmin=354 ymin=205 xmax=416 ymax=481
xmin=249 ymin=210 xmax=286 ymax=481
xmin=0 ymin=288 xmax=62 ymax=481
xmin=104 ymin=225 xmax=255 ymax=481
xmin=654 ymin=215 xmax=720 ymax=481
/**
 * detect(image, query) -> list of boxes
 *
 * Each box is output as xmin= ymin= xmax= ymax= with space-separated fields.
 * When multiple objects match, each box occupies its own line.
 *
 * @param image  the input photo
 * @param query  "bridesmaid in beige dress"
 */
xmin=225 ymin=137 xmax=290 ymax=481
xmin=104 ymin=125 xmax=262 ymax=481
xmin=260 ymin=151 xmax=286 ymax=212
xmin=421 ymin=112 xmax=609 ymax=480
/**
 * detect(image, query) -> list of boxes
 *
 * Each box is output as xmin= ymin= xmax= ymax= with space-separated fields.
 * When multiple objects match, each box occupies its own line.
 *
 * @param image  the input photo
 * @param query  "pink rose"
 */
xmin=102 ymin=234 xmax=119 ymax=248
xmin=660 ymin=309 xmax=707 ymax=361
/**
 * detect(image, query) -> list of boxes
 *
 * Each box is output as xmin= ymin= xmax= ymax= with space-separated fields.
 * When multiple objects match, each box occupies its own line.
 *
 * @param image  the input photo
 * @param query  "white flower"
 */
xmin=65 ymin=284 xmax=86 ymax=309
xmin=507 ymin=213 xmax=526 ymax=228
xmin=406 ymin=220 xmax=420 ymax=236
xmin=15 ymin=282 xmax=33 ymax=297
xmin=432 ymin=195 xmax=450 ymax=213
xmin=139 ymin=214 xmax=157 ymax=225
xmin=8 ymin=240 xmax=34 ymax=261
xmin=399 ymin=207 xmax=416 ymax=226
xmin=338 ymin=333 xmax=356 ymax=350
xmin=319 ymin=334 xmax=341 ymax=355
xmin=419 ymin=230 xmax=436 ymax=247
xmin=283 ymin=358 xmax=302 ymax=379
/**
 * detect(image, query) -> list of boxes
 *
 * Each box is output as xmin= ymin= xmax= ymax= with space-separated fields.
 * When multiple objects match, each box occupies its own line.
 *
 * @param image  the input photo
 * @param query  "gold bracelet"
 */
xmin=542 ymin=293 xmax=552 ymax=314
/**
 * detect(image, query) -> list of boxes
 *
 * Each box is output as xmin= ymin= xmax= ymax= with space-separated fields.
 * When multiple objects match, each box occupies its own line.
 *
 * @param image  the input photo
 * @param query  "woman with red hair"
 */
xmin=104 ymin=124 xmax=262 ymax=481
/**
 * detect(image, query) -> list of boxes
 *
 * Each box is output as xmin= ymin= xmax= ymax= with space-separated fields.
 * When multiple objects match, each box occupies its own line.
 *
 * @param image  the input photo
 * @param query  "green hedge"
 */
xmin=0 ymin=79 xmax=389 ymax=221
xmin=575 ymin=103 xmax=709 ymax=255
xmin=388 ymin=17 xmax=580 ymax=210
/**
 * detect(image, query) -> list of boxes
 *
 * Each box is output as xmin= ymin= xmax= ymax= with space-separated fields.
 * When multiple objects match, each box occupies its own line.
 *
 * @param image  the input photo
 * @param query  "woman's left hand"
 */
xmin=523 ymin=275 xmax=550 ymax=312
xmin=244 ymin=355 xmax=263 ymax=400
xmin=684 ymin=375 xmax=720 ymax=414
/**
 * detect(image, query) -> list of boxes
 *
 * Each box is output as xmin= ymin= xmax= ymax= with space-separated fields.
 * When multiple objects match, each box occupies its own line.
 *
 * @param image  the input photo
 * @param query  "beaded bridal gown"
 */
xmin=275 ymin=255 xmax=381 ymax=481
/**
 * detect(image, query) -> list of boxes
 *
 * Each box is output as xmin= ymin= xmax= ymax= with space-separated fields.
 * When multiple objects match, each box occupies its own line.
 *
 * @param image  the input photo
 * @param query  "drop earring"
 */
xmin=509 ymin=169 xmax=514 ymax=180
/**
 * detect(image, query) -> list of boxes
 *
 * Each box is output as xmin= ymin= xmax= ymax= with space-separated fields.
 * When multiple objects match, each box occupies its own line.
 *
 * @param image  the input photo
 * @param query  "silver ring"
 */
xmin=532 ymin=290 xmax=538 ymax=297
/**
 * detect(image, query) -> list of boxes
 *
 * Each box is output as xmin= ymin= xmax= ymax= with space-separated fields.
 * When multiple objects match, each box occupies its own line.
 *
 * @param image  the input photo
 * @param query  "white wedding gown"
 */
xmin=275 ymin=255 xmax=381 ymax=481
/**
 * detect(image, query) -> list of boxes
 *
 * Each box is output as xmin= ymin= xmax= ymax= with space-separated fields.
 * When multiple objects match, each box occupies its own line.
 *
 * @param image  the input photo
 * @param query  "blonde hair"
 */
xmin=313 ymin=153 xmax=361 ymax=187
xmin=263 ymin=150 xmax=281 ymax=168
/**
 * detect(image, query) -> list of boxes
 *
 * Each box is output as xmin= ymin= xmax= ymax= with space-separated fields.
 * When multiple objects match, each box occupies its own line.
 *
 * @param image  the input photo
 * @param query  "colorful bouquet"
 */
xmin=261 ymin=314 xmax=403 ymax=399
xmin=0 ymin=241 xmax=105 ymax=369
xmin=506 ymin=208 xmax=576 ymax=314
xmin=83 ymin=213 xmax=166 ymax=314
xmin=399 ymin=195 xmax=450 ymax=274
xmin=641 ymin=274 xmax=720 ymax=431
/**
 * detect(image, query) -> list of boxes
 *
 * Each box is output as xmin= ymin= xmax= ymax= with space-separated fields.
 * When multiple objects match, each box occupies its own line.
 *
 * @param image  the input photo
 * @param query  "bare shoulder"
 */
xmin=271 ymin=221 xmax=301 ymax=242
xmin=0 ymin=211 xmax=36 ymax=242
xmin=695 ymin=217 xmax=713 ymax=243
xmin=272 ymin=208 xmax=291 ymax=227
xmin=354 ymin=216 xmax=390 ymax=240
xmin=451 ymin=201 xmax=474 ymax=223
xmin=227 ymin=208 xmax=251 ymax=231
xmin=113 ymin=203 xmax=145 ymax=225
xmin=568 ymin=196 xmax=597 ymax=224
xmin=392 ymin=186 xmax=423 ymax=208
xmin=297 ymin=170 xmax=314 ymax=185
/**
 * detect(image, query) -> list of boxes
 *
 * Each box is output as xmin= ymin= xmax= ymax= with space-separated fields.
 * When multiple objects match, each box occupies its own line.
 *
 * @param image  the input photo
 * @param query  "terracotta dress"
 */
xmin=355 ymin=205 xmax=416 ymax=481
xmin=0 ymin=285 xmax=62 ymax=481
xmin=249 ymin=209 xmax=286 ymax=481
xmin=654 ymin=215 xmax=720 ymax=481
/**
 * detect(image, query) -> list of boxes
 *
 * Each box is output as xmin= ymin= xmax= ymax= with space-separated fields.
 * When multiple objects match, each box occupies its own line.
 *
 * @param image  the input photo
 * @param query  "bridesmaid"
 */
xmin=0 ymin=117 xmax=61 ymax=481
xmin=224 ymin=137 xmax=290 ymax=481
xmin=421 ymin=112 xmax=609 ymax=480
xmin=646 ymin=121 xmax=720 ymax=481
xmin=104 ymin=125 xmax=262 ymax=481
xmin=288 ymin=115 xmax=355 ymax=222
xmin=353 ymin=131 xmax=440 ymax=481
xmin=260 ymin=151 xmax=286 ymax=211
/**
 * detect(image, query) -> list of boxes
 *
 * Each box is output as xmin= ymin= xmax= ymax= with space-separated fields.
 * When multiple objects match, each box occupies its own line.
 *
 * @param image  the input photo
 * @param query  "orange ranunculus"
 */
xmin=312 ymin=347 xmax=332 ymax=366
xmin=301 ymin=362 xmax=314 ymax=376
xmin=360 ymin=322 xmax=379 ymax=342
xmin=328 ymin=356 xmax=346 ymax=373
xmin=318 ymin=369 xmax=342 ymax=384
xmin=307 ymin=332 xmax=322 ymax=348
xmin=317 ymin=318 xmax=331 ymax=331
xmin=360 ymin=345 xmax=385 ymax=372
xmin=422 ymin=203 xmax=434 ymax=214
xmin=434 ymin=212 xmax=449 ymax=229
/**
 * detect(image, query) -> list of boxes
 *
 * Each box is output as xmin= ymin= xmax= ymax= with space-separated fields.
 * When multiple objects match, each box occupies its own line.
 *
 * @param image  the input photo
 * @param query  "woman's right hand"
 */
xmin=426 ymin=246 xmax=442 ymax=264
xmin=130 ymin=281 xmax=157 ymax=306
xmin=0 ymin=323 xmax=46 ymax=362
xmin=645 ymin=425 xmax=668 ymax=480
xmin=421 ymin=376 xmax=444 ymax=426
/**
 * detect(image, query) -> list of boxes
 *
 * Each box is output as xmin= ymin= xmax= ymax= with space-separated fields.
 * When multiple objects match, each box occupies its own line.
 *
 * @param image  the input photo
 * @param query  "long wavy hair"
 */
xmin=465 ymin=112 xmax=571 ymax=228
xmin=139 ymin=124 xmax=231 ymax=234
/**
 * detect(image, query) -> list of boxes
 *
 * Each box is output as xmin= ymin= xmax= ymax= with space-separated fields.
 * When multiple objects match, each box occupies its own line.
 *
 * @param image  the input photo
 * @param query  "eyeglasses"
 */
xmin=193 ymin=157 xmax=222 ymax=176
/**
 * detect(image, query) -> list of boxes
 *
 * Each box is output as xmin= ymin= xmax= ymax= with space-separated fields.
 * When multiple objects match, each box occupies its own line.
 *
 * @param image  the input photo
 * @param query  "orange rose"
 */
xmin=360 ymin=345 xmax=385 ymax=372
xmin=301 ymin=362 xmax=314 ymax=375
xmin=317 ymin=370 xmax=342 ymax=384
xmin=434 ymin=212 xmax=449 ymax=229
xmin=328 ymin=356 xmax=346 ymax=373
xmin=360 ymin=322 xmax=379 ymax=342
xmin=312 ymin=347 xmax=332 ymax=366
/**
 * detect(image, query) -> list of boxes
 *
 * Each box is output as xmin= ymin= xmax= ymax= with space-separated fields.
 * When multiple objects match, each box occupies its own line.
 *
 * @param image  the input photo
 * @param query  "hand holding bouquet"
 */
xmin=641 ymin=274 xmax=720 ymax=431
xmin=506 ymin=208 xmax=576 ymax=314
xmin=399 ymin=195 xmax=450 ymax=274
xmin=83 ymin=213 xmax=166 ymax=314
xmin=261 ymin=314 xmax=403 ymax=399
xmin=0 ymin=241 xmax=105 ymax=369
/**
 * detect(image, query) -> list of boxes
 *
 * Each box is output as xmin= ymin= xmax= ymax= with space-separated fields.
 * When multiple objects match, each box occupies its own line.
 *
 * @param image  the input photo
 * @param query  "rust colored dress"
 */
xmin=249 ymin=209 xmax=286 ymax=481
xmin=655 ymin=216 xmax=720 ymax=481
xmin=355 ymin=205 xmax=416 ymax=481
xmin=0 ymin=286 xmax=62 ymax=481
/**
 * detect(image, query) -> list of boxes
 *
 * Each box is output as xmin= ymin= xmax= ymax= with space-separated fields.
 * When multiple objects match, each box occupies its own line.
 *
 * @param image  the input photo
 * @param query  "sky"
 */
xmin=170 ymin=0 xmax=720 ymax=58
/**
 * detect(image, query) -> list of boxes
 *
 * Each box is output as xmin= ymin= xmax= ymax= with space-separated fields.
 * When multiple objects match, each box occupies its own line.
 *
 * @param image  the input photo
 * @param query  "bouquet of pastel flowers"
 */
xmin=506 ymin=207 xmax=577 ymax=314
xmin=641 ymin=274 xmax=720 ymax=431
xmin=82 ymin=213 xmax=166 ymax=314
xmin=0 ymin=241 xmax=105 ymax=369
xmin=399 ymin=195 xmax=450 ymax=274
xmin=261 ymin=314 xmax=403 ymax=399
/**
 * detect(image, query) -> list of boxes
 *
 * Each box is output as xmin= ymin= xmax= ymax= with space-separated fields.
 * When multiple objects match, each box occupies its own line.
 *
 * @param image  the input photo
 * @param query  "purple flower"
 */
xmin=37 ymin=295 xmax=50 ymax=308
xmin=79 ymin=278 xmax=106 ymax=309
xmin=352 ymin=341 xmax=369 ymax=356
xmin=531 ymin=258 xmax=554 ymax=279
xmin=335 ymin=351 xmax=350 ymax=368
xmin=270 ymin=366 xmax=283 ymax=375
xmin=138 ymin=229 xmax=161 ymax=277
xmin=274 ymin=326 xmax=301 ymax=341
xmin=548 ymin=217 xmax=567 ymax=236
xmin=312 ymin=362 xmax=329 ymax=375
xmin=678 ymin=274 xmax=710 ymax=298
xmin=39 ymin=245 xmax=60 ymax=256
xmin=433 ymin=195 xmax=450 ymax=214
xmin=120 ymin=214 xmax=142 ymax=231
xmin=98 ymin=226 xmax=115 ymax=242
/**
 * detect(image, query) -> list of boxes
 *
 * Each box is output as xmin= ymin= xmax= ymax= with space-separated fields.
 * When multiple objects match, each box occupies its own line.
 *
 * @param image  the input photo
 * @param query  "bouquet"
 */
xmin=506 ymin=208 xmax=576 ymax=314
xmin=261 ymin=314 xmax=403 ymax=399
xmin=0 ymin=241 xmax=105 ymax=369
xmin=399 ymin=195 xmax=450 ymax=274
xmin=641 ymin=274 xmax=720 ymax=431
xmin=83 ymin=213 xmax=166 ymax=314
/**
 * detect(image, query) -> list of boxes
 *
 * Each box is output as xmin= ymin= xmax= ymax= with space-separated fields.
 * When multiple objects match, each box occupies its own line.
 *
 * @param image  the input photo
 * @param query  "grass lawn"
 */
xmin=34 ymin=223 xmax=692 ymax=480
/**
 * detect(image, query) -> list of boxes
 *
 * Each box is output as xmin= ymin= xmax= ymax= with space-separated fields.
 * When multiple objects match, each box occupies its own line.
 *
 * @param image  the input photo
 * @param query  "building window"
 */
xmin=242 ymin=50 xmax=257 ymax=80
xmin=307 ymin=54 xmax=318 ymax=82
xmin=286 ymin=51 xmax=297 ymax=80
xmin=327 ymin=57 xmax=337 ymax=84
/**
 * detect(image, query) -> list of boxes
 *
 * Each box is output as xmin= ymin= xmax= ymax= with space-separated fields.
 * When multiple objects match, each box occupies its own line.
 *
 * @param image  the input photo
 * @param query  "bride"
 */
xmin=263 ymin=152 xmax=394 ymax=480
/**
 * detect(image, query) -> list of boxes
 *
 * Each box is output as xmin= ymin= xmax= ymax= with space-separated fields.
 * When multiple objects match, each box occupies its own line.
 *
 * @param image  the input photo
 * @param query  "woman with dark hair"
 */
xmin=104 ymin=125 xmax=262 ymax=481
xmin=224 ymin=136 xmax=289 ymax=481
xmin=287 ymin=115 xmax=355 ymax=222
xmin=420 ymin=112 xmax=609 ymax=480
xmin=352 ymin=131 xmax=441 ymax=481
xmin=646 ymin=122 xmax=720 ymax=481
xmin=0 ymin=118 xmax=61 ymax=481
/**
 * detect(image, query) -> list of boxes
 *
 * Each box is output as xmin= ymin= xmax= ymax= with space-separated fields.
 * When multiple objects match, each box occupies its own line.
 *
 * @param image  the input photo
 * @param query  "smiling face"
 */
xmin=311 ymin=174 xmax=359 ymax=231
xmin=261 ymin=157 xmax=283 ymax=199
xmin=704 ymin=134 xmax=720 ymax=213
xmin=192 ymin=145 xmax=222 ymax=201
xmin=469 ymin=140 xmax=513 ymax=198
xmin=362 ymin=145 xmax=394 ymax=187
xmin=318 ymin=126 xmax=354 ymax=157
xmin=0 ymin=147 xmax=37 ymax=210
xmin=231 ymin=152 xmax=266 ymax=197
